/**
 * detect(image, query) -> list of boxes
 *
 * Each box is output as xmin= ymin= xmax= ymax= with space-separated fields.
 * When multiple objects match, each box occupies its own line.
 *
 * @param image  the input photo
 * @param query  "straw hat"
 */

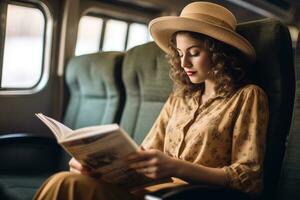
xmin=149 ymin=1 xmax=256 ymax=61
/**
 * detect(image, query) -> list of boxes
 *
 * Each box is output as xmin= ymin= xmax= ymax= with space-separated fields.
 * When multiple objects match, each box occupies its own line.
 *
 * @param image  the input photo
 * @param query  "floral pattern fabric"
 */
xmin=141 ymin=84 xmax=269 ymax=194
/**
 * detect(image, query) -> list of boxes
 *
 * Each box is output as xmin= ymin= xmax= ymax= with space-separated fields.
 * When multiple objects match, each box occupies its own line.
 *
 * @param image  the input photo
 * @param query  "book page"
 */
xmin=61 ymin=128 xmax=157 ymax=188
xmin=35 ymin=113 xmax=73 ymax=141
xmin=63 ymin=124 xmax=120 ymax=142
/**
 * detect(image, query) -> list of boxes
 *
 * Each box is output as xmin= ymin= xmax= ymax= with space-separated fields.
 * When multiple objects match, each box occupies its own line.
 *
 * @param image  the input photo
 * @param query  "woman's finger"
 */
xmin=129 ymin=160 xmax=154 ymax=169
xmin=70 ymin=167 xmax=82 ymax=174
xmin=70 ymin=165 xmax=92 ymax=175
xmin=69 ymin=157 xmax=83 ymax=170
xmin=126 ymin=151 xmax=156 ymax=163
xmin=136 ymin=166 xmax=157 ymax=175
xmin=69 ymin=158 xmax=92 ymax=175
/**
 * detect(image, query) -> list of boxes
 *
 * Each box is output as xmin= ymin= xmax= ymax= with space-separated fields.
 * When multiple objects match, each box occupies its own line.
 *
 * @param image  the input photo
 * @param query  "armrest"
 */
xmin=144 ymin=184 xmax=254 ymax=200
xmin=0 ymin=133 xmax=63 ymax=174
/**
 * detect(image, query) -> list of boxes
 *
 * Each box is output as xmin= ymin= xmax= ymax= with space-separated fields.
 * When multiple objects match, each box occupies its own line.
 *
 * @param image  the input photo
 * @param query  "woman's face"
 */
xmin=176 ymin=33 xmax=213 ymax=84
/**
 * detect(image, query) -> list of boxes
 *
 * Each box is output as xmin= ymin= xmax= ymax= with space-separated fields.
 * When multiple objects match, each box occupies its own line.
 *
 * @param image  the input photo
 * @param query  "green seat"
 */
xmin=0 ymin=134 xmax=61 ymax=200
xmin=276 ymin=31 xmax=300 ymax=200
xmin=61 ymin=51 xmax=125 ymax=170
xmin=120 ymin=42 xmax=173 ymax=144
xmin=0 ymin=174 xmax=54 ymax=200
xmin=0 ymin=51 xmax=124 ymax=200
xmin=236 ymin=18 xmax=295 ymax=200
xmin=64 ymin=51 xmax=124 ymax=128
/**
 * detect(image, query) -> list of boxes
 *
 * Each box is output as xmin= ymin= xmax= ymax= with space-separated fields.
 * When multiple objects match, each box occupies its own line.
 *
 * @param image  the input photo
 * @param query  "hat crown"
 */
xmin=180 ymin=2 xmax=237 ymax=30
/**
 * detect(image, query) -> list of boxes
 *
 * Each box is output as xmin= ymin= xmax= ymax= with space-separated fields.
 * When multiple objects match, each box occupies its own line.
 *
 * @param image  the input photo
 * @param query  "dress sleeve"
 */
xmin=141 ymin=93 xmax=175 ymax=151
xmin=222 ymin=86 xmax=269 ymax=194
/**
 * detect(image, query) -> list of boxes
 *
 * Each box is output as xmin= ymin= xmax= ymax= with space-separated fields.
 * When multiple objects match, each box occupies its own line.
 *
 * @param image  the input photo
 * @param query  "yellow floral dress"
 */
xmin=141 ymin=84 xmax=269 ymax=194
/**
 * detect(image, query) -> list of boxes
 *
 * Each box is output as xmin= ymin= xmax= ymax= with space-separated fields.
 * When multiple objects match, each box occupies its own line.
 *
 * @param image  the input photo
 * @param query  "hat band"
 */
xmin=180 ymin=13 xmax=235 ymax=30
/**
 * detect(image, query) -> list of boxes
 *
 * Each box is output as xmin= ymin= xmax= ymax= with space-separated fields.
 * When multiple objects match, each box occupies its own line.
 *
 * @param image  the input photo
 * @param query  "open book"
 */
xmin=36 ymin=113 xmax=170 ymax=189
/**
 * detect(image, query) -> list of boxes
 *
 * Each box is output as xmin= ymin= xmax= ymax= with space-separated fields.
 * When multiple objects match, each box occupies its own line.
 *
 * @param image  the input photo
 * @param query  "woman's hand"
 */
xmin=69 ymin=157 xmax=91 ymax=176
xmin=126 ymin=148 xmax=178 ymax=179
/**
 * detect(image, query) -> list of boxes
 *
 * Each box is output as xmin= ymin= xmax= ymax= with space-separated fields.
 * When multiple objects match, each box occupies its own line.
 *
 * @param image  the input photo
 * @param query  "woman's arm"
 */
xmin=174 ymin=158 xmax=227 ymax=186
xmin=127 ymin=148 xmax=227 ymax=186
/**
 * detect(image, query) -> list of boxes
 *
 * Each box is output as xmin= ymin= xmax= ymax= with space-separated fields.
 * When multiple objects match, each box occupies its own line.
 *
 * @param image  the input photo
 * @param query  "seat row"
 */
xmin=63 ymin=41 xmax=173 ymax=144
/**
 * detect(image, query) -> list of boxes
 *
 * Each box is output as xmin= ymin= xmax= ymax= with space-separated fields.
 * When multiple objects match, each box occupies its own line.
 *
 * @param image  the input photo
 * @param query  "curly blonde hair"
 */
xmin=167 ymin=31 xmax=249 ymax=97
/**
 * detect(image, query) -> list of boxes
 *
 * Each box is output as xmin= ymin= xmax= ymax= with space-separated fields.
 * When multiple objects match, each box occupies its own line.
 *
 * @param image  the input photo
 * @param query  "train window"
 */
xmin=126 ymin=23 xmax=149 ymax=50
xmin=75 ymin=14 xmax=152 ymax=55
xmin=1 ymin=4 xmax=45 ymax=89
xmin=102 ymin=19 xmax=128 ymax=51
xmin=75 ymin=16 xmax=103 ymax=56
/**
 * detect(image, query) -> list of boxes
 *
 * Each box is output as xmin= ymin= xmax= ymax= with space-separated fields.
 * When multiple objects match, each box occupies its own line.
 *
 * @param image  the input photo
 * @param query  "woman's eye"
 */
xmin=190 ymin=51 xmax=200 ymax=56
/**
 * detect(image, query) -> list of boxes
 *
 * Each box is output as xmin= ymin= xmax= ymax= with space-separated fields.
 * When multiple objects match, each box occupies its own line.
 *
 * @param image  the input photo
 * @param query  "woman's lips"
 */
xmin=186 ymin=71 xmax=196 ymax=76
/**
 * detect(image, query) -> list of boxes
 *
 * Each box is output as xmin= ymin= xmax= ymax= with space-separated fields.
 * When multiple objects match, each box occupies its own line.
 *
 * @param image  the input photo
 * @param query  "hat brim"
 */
xmin=149 ymin=16 xmax=256 ymax=61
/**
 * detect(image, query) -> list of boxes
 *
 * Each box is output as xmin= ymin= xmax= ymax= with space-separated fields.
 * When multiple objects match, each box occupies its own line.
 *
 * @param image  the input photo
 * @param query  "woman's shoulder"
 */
xmin=235 ymin=84 xmax=268 ymax=99
xmin=166 ymin=91 xmax=181 ymax=105
xmin=168 ymin=90 xmax=201 ymax=109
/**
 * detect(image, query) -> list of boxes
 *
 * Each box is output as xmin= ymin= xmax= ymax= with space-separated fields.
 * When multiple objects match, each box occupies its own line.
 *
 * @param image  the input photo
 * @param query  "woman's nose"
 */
xmin=181 ymin=55 xmax=192 ymax=68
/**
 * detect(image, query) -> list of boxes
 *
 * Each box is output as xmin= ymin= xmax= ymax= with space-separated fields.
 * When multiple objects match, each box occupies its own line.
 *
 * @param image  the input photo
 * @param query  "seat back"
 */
xmin=59 ymin=51 xmax=125 ymax=170
xmin=236 ymin=18 xmax=295 ymax=199
xmin=276 ymin=32 xmax=300 ymax=200
xmin=120 ymin=42 xmax=173 ymax=144
xmin=64 ymin=52 xmax=124 ymax=129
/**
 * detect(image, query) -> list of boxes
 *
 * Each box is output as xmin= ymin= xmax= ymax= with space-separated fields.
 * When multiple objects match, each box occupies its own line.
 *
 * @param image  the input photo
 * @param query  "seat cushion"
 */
xmin=0 ymin=175 xmax=50 ymax=200
xmin=0 ymin=134 xmax=63 ymax=200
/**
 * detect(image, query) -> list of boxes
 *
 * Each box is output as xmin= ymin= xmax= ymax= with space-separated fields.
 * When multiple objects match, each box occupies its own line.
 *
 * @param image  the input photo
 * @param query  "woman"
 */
xmin=34 ymin=2 xmax=269 ymax=200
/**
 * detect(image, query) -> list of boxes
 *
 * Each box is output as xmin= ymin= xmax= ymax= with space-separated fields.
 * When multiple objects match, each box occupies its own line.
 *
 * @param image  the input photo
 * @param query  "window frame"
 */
xmin=0 ymin=0 xmax=53 ymax=95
